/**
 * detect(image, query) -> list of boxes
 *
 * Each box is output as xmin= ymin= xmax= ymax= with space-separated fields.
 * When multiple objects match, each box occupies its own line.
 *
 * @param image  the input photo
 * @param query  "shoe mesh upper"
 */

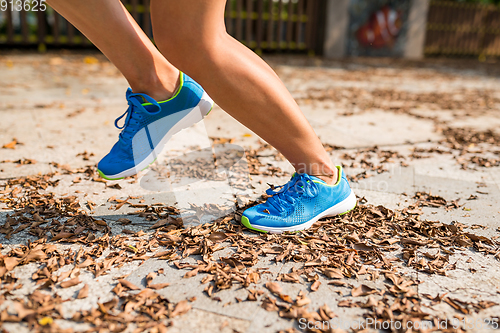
xmin=243 ymin=170 xmax=352 ymax=228
xmin=97 ymin=73 xmax=206 ymax=176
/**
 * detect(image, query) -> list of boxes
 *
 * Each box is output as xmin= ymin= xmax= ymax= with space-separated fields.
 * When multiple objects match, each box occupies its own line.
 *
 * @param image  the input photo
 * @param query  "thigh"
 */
xmin=150 ymin=0 xmax=227 ymax=41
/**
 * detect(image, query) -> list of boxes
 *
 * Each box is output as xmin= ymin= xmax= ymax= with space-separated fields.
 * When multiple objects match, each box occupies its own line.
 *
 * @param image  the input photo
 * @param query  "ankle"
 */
xmin=129 ymin=71 xmax=180 ymax=102
xmin=295 ymin=164 xmax=339 ymax=185
xmin=312 ymin=170 xmax=338 ymax=185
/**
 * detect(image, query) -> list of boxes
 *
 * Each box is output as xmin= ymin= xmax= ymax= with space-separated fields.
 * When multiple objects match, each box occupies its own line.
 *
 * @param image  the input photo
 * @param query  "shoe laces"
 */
xmin=114 ymin=88 xmax=161 ymax=144
xmin=266 ymin=173 xmax=319 ymax=213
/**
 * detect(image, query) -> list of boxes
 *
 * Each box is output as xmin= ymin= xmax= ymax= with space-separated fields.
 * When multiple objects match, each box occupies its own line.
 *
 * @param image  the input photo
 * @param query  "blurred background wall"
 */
xmin=0 ymin=0 xmax=499 ymax=59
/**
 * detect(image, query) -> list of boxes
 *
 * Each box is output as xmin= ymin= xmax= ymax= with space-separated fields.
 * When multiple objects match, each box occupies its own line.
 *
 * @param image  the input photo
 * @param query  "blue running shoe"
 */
xmin=98 ymin=72 xmax=214 ymax=180
xmin=241 ymin=166 xmax=357 ymax=233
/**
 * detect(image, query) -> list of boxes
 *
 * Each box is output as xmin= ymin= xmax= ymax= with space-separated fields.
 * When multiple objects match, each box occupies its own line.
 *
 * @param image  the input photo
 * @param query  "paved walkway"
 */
xmin=0 ymin=53 xmax=499 ymax=332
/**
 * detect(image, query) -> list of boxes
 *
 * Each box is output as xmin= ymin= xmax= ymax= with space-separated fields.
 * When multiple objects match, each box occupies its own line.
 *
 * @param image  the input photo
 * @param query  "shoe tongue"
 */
xmin=129 ymin=94 xmax=145 ymax=104
xmin=142 ymin=103 xmax=159 ymax=113
xmin=128 ymin=95 xmax=158 ymax=113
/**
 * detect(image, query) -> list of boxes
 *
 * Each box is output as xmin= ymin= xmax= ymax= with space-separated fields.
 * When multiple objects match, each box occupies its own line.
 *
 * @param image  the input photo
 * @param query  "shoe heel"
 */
xmin=200 ymin=91 xmax=214 ymax=117
xmin=324 ymin=191 xmax=357 ymax=217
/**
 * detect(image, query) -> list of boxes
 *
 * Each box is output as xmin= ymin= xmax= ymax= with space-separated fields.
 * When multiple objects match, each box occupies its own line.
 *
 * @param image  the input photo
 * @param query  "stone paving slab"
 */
xmin=167 ymin=308 xmax=251 ymax=333
xmin=415 ymin=175 xmax=500 ymax=233
xmin=355 ymin=165 xmax=416 ymax=195
xmin=306 ymin=109 xmax=442 ymax=149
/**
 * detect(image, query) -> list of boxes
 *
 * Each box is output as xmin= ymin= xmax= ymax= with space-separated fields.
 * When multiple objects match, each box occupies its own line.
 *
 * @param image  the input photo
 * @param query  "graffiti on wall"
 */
xmin=347 ymin=0 xmax=411 ymax=57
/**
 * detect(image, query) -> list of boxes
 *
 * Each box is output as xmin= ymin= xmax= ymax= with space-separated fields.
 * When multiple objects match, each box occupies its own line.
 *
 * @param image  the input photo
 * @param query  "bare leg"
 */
xmin=47 ymin=0 xmax=179 ymax=101
xmin=150 ymin=0 xmax=338 ymax=183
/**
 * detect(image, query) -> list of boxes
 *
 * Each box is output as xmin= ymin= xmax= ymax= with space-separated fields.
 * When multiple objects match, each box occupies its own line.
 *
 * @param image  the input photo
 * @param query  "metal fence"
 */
xmin=0 ymin=0 xmax=325 ymax=54
xmin=425 ymin=0 xmax=500 ymax=57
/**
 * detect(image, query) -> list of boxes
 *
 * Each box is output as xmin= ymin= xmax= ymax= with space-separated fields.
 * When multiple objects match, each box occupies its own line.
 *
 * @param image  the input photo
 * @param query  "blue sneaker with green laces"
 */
xmin=98 ymin=72 xmax=213 ymax=180
xmin=241 ymin=166 xmax=357 ymax=233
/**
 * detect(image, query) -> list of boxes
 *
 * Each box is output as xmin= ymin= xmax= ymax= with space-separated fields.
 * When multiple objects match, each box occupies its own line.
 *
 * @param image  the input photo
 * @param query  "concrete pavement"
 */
xmin=0 ymin=52 xmax=499 ymax=332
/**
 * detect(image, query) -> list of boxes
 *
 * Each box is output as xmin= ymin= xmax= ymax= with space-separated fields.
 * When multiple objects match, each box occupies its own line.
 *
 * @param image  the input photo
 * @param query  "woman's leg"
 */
xmin=47 ymin=0 xmax=178 ymax=101
xmin=150 ymin=0 xmax=337 ymax=183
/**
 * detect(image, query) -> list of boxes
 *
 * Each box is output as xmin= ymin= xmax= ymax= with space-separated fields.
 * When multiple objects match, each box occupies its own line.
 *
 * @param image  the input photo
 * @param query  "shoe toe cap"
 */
xmin=242 ymin=205 xmax=288 ymax=229
xmin=97 ymin=151 xmax=134 ymax=179
xmin=97 ymin=158 xmax=120 ymax=179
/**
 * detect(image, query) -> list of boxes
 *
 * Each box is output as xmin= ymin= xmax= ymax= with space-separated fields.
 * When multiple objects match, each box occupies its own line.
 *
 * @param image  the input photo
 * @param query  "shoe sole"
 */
xmin=241 ymin=190 xmax=357 ymax=234
xmin=98 ymin=91 xmax=214 ymax=181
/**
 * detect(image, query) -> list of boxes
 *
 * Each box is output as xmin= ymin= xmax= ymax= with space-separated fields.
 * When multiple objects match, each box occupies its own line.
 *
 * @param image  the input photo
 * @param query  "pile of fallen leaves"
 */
xmin=441 ymin=127 xmax=500 ymax=169
xmin=294 ymin=87 xmax=499 ymax=116
xmin=1 ymin=165 xmax=499 ymax=333
xmin=1 ymin=135 xmax=499 ymax=333
xmin=1 ymin=133 xmax=499 ymax=333
xmin=339 ymin=146 xmax=406 ymax=181
xmin=334 ymin=126 xmax=500 ymax=179
xmin=139 ymin=139 xmax=289 ymax=189
xmin=287 ymin=76 xmax=500 ymax=175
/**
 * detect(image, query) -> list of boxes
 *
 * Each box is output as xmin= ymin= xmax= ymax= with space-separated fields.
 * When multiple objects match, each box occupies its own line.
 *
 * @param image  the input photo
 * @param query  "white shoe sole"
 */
xmin=100 ymin=91 xmax=214 ymax=180
xmin=248 ymin=190 xmax=357 ymax=234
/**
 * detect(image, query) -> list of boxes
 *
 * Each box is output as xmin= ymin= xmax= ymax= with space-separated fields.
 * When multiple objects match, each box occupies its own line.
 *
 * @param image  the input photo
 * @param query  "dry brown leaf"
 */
xmin=318 ymin=303 xmax=336 ymax=321
xmin=146 ymin=272 xmax=157 ymax=285
xmin=77 ymin=257 xmax=94 ymax=268
xmin=2 ymin=139 xmax=18 ymax=149
xmin=3 ymin=257 xmax=20 ymax=271
xmin=265 ymin=282 xmax=282 ymax=295
xmin=208 ymin=231 xmax=229 ymax=242
xmin=111 ymin=282 xmax=124 ymax=295
xmin=94 ymin=220 xmax=107 ymax=226
xmin=23 ymin=249 xmax=47 ymax=263
xmin=261 ymin=297 xmax=279 ymax=311
xmin=150 ymin=218 xmax=170 ymax=229
xmin=353 ymin=243 xmax=375 ymax=251
xmin=310 ymin=280 xmax=321 ymax=292
xmin=13 ymin=302 xmax=35 ymax=320
xmin=171 ymin=300 xmax=191 ymax=317
xmin=77 ymin=284 xmax=89 ymax=299
xmin=60 ymin=277 xmax=81 ymax=288
xmin=184 ymin=267 xmax=200 ymax=278
xmin=118 ymin=279 xmax=140 ymax=290
xmin=323 ymin=268 xmax=343 ymax=279
xmin=295 ymin=291 xmax=311 ymax=307
xmin=51 ymin=232 xmax=74 ymax=241
xmin=148 ymin=283 xmax=170 ymax=290
xmin=57 ymin=270 xmax=72 ymax=283
xmin=279 ymin=294 xmax=294 ymax=303
xmin=351 ymin=284 xmax=378 ymax=297
xmin=117 ymin=218 xmax=131 ymax=224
